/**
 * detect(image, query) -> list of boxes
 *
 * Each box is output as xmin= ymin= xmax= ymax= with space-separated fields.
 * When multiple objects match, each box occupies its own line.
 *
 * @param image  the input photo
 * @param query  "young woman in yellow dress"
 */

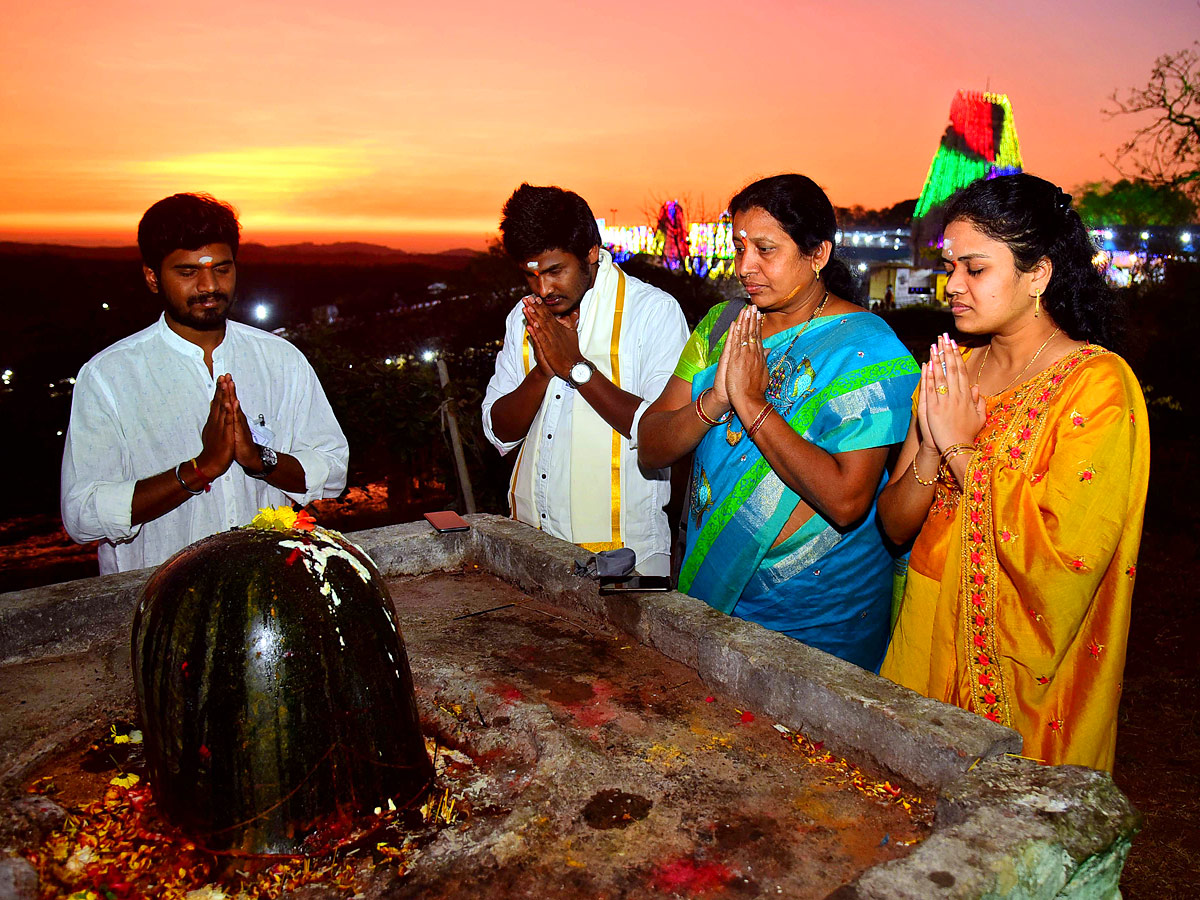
xmin=878 ymin=173 xmax=1149 ymax=772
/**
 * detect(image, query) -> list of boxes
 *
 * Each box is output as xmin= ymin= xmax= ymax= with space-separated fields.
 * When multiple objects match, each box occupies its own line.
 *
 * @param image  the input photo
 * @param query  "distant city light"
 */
xmin=1182 ymin=232 xmax=1192 ymax=244
xmin=857 ymin=263 xmax=868 ymax=272
xmin=56 ymin=430 xmax=63 ymax=436
xmin=1140 ymin=231 xmax=1150 ymax=241
xmin=1 ymin=369 xmax=11 ymax=386
xmin=1102 ymin=230 xmax=1114 ymax=241
xmin=254 ymin=303 xmax=269 ymax=321
xmin=421 ymin=350 xmax=436 ymax=363
xmin=101 ymin=302 xmax=110 ymax=310
xmin=384 ymin=357 xmax=393 ymax=365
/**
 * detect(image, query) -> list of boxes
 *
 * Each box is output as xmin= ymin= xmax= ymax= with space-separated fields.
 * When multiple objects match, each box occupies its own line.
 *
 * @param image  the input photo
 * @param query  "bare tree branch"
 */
xmin=1105 ymin=43 xmax=1200 ymax=200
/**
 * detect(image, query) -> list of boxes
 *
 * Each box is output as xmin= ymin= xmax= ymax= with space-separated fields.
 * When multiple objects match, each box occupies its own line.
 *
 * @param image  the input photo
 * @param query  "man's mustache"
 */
xmin=190 ymin=292 xmax=229 ymax=305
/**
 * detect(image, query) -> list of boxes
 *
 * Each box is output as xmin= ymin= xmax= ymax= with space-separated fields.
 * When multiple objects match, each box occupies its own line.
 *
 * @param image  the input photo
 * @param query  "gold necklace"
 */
xmin=726 ymin=289 xmax=830 ymax=446
xmin=976 ymin=327 xmax=1061 ymax=397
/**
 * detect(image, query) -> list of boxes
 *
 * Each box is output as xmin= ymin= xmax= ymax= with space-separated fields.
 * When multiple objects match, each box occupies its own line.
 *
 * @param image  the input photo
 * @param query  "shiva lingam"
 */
xmin=131 ymin=508 xmax=433 ymax=855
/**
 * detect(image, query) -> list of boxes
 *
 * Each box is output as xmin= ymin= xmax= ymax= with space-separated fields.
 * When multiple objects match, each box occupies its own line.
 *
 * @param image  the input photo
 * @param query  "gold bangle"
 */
xmin=695 ymin=388 xmax=731 ymax=426
xmin=912 ymin=456 xmax=937 ymax=486
xmin=940 ymin=442 xmax=975 ymax=462
xmin=746 ymin=402 xmax=773 ymax=439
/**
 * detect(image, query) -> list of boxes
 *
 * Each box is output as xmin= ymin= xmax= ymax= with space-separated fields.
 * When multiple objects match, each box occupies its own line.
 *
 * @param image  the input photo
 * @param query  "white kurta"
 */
xmin=482 ymin=253 xmax=688 ymax=575
xmin=61 ymin=315 xmax=349 ymax=574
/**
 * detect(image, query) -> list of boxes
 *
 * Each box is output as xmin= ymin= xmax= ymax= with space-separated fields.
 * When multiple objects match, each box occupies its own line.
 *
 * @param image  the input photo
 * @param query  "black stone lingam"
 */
xmin=132 ymin=521 xmax=434 ymax=855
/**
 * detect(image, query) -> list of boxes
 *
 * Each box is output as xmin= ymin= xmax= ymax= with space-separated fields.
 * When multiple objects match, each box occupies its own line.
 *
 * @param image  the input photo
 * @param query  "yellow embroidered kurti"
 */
xmin=881 ymin=347 xmax=1149 ymax=771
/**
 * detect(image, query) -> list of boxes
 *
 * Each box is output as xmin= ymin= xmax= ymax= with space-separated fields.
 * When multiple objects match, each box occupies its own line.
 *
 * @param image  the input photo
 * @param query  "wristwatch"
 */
xmin=246 ymin=444 xmax=278 ymax=479
xmin=567 ymin=359 xmax=596 ymax=389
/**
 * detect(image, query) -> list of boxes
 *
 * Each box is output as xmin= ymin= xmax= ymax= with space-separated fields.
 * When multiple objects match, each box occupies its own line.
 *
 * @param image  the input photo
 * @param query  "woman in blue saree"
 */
xmin=638 ymin=175 xmax=918 ymax=670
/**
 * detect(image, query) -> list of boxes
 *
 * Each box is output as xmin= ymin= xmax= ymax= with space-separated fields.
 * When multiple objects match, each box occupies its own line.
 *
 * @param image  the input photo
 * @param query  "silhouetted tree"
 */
xmin=1107 ymin=44 xmax=1200 ymax=201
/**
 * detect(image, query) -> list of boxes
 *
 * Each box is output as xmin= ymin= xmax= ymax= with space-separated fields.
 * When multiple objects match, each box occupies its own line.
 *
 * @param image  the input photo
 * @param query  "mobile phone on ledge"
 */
xmin=423 ymin=511 xmax=470 ymax=533
xmin=598 ymin=575 xmax=672 ymax=593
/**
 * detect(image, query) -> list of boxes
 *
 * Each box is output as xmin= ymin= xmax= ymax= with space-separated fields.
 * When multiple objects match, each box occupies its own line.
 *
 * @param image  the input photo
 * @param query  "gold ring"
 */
xmin=936 ymin=385 xmax=948 ymax=395
xmin=749 ymin=338 xmax=758 ymax=344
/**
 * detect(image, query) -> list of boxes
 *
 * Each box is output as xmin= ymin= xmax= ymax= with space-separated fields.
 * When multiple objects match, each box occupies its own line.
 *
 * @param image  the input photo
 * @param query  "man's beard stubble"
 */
xmin=174 ymin=292 xmax=232 ymax=331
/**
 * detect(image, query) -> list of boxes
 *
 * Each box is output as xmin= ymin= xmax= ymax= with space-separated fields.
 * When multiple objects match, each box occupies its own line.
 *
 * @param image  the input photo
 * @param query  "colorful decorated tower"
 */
xmin=912 ymin=90 xmax=1024 ymax=255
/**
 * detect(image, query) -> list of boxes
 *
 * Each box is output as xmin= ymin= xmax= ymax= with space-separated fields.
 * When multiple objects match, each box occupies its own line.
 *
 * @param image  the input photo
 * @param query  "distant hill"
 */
xmin=0 ymin=240 xmax=481 ymax=269
xmin=0 ymin=242 xmax=139 ymax=260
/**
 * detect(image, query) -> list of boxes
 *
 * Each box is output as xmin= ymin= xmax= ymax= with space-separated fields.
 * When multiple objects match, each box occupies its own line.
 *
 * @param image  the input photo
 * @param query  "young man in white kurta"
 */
xmin=61 ymin=193 xmax=348 ymax=574
xmin=482 ymin=184 xmax=687 ymax=576
xmin=62 ymin=316 xmax=348 ymax=574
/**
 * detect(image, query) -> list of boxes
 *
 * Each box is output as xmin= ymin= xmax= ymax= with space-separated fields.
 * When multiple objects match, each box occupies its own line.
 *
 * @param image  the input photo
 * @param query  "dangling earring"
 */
xmin=813 ymin=263 xmax=821 ymax=280
xmin=1034 ymin=289 xmax=1042 ymax=318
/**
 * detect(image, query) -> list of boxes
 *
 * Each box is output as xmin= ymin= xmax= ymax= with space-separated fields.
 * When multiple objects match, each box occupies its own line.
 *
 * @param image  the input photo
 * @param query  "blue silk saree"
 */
xmin=677 ymin=306 xmax=918 ymax=670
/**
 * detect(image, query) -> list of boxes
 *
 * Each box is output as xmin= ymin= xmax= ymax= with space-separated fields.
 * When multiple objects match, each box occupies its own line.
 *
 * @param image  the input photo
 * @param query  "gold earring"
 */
xmin=1034 ymin=289 xmax=1042 ymax=318
xmin=813 ymin=263 xmax=821 ymax=280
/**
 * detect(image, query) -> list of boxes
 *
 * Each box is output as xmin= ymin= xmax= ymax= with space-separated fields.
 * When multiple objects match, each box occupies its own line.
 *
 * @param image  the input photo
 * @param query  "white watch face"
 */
xmin=570 ymin=362 xmax=592 ymax=385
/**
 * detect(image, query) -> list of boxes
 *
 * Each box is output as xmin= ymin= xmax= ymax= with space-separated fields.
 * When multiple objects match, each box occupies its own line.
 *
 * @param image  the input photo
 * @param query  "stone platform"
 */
xmin=0 ymin=515 xmax=1140 ymax=898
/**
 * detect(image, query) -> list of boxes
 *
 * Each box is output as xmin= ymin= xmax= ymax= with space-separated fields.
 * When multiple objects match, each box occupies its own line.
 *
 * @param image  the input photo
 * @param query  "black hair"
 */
xmin=942 ymin=173 xmax=1120 ymax=348
xmin=499 ymin=183 xmax=602 ymax=263
xmin=728 ymin=174 xmax=861 ymax=305
xmin=137 ymin=193 xmax=241 ymax=273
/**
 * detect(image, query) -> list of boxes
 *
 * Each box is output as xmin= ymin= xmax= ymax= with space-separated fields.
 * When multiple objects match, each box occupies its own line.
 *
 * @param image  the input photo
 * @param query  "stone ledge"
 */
xmin=842 ymin=757 xmax=1140 ymax=899
xmin=0 ymin=567 xmax=151 ymax=665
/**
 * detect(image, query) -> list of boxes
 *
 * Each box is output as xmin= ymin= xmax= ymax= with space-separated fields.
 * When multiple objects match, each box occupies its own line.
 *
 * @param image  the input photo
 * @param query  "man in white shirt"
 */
xmin=61 ymin=193 xmax=349 ymax=574
xmin=482 ymin=184 xmax=688 ymax=575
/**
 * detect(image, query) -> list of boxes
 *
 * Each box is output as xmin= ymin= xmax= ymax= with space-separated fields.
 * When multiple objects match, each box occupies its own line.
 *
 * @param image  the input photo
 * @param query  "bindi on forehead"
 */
xmin=526 ymin=260 xmax=539 ymax=270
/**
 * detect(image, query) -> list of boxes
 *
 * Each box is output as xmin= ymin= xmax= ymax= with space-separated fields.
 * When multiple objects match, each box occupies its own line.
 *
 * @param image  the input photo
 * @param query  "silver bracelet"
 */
xmin=175 ymin=461 xmax=204 ymax=495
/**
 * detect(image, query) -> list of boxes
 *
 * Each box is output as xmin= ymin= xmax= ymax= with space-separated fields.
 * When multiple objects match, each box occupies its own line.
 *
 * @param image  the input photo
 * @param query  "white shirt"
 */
xmin=61 ymin=315 xmax=349 ymax=574
xmin=481 ymin=268 xmax=688 ymax=575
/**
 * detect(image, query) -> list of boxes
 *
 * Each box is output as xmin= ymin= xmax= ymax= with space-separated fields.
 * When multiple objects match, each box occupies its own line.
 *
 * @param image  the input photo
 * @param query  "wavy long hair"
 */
xmin=943 ymin=174 xmax=1120 ymax=348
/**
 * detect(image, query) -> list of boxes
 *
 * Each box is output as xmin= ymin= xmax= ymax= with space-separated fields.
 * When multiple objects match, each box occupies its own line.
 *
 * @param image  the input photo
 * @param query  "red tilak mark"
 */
xmin=285 ymin=548 xmax=303 ymax=566
xmin=650 ymin=858 xmax=733 ymax=893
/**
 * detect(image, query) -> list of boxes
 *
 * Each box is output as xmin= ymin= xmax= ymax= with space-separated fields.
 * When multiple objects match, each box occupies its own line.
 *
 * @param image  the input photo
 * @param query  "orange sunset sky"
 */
xmin=0 ymin=0 xmax=1195 ymax=252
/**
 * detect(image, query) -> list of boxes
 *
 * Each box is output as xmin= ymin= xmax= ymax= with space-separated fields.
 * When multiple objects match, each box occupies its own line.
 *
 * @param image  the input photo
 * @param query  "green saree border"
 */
xmin=679 ymin=354 xmax=919 ymax=589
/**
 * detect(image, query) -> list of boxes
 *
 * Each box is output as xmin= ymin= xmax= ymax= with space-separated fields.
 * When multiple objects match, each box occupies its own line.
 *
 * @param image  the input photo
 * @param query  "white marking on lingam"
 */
xmin=278 ymin=539 xmax=372 ymax=609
